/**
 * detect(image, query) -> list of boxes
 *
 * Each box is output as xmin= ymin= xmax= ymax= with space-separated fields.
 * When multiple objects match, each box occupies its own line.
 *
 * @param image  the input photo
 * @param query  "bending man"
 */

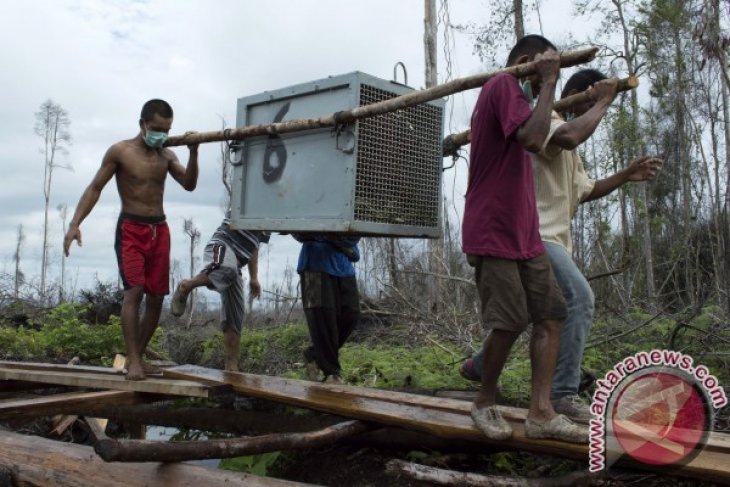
xmin=171 ymin=214 xmax=269 ymax=372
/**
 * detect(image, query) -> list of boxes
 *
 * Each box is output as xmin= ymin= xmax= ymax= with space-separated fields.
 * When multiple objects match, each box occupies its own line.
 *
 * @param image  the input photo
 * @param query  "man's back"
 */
xmin=533 ymin=112 xmax=596 ymax=253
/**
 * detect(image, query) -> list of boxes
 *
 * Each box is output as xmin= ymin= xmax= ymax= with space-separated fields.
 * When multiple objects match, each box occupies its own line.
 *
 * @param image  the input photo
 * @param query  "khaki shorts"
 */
xmin=468 ymin=253 xmax=566 ymax=332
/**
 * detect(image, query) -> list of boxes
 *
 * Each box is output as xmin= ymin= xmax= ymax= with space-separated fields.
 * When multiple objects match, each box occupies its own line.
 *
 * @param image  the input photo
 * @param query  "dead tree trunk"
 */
xmin=91 ymin=419 xmax=372 ymax=463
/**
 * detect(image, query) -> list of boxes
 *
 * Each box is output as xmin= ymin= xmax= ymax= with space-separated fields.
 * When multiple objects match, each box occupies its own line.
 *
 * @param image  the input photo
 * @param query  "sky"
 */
xmin=0 ymin=0 xmax=581 ymax=306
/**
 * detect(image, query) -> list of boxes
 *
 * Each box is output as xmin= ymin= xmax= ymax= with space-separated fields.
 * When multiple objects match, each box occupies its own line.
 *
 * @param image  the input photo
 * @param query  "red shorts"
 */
xmin=115 ymin=213 xmax=170 ymax=295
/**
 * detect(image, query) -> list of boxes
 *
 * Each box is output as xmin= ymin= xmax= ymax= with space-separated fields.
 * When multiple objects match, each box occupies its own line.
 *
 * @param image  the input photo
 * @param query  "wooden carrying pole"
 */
xmin=442 ymin=75 xmax=639 ymax=157
xmin=164 ymin=47 xmax=598 ymax=147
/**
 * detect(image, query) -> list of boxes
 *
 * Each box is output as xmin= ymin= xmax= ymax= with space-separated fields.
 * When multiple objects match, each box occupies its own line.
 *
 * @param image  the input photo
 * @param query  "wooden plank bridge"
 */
xmin=0 ymin=360 xmax=728 ymax=486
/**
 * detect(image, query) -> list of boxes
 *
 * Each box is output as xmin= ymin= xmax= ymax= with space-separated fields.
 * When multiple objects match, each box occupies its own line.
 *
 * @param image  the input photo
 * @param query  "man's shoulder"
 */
xmin=109 ymin=138 xmax=141 ymax=157
xmin=485 ymin=73 xmax=518 ymax=91
xmin=477 ymin=73 xmax=521 ymax=110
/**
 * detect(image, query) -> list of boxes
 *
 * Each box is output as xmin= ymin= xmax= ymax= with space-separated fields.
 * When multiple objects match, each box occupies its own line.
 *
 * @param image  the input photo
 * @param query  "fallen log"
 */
xmin=163 ymin=47 xmax=598 ymax=147
xmin=0 ymin=429 xmax=314 ymax=487
xmin=385 ymin=459 xmax=598 ymax=487
xmin=442 ymin=75 xmax=639 ymax=157
xmin=73 ymin=403 xmax=493 ymax=454
xmin=93 ymin=419 xmax=373 ymax=463
xmin=77 ymin=403 xmax=342 ymax=435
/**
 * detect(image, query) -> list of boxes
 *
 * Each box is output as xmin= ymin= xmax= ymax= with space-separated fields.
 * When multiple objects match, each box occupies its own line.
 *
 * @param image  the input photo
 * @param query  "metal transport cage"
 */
xmin=229 ymin=71 xmax=445 ymax=237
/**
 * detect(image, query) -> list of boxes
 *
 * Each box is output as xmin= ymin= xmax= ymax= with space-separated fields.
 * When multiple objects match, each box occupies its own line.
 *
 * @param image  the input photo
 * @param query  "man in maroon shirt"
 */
xmin=463 ymin=35 xmax=587 ymax=443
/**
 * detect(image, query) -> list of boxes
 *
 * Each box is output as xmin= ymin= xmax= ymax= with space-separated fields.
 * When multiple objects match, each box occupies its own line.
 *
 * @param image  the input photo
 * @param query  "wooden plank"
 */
xmin=0 ymin=429 xmax=315 ymax=487
xmin=0 ymin=391 xmax=149 ymax=421
xmin=163 ymin=366 xmax=585 ymax=454
xmin=163 ymin=365 xmax=730 ymax=485
xmin=0 ymin=360 xmax=125 ymax=376
xmin=0 ymin=367 xmax=210 ymax=398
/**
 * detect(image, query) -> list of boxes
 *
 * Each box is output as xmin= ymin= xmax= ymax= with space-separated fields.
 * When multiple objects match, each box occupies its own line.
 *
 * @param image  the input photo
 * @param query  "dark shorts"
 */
xmin=115 ymin=213 xmax=170 ymax=295
xmin=468 ymin=253 xmax=566 ymax=332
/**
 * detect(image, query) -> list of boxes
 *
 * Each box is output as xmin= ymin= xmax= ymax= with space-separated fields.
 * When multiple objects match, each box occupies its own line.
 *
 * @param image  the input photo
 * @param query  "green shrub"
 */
xmin=0 ymin=302 xmax=161 ymax=366
xmin=220 ymin=451 xmax=282 ymax=476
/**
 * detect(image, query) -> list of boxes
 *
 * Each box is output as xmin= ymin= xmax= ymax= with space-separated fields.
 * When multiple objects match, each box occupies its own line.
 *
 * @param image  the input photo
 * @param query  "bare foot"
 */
xmin=125 ymin=361 xmax=146 ymax=381
xmin=171 ymin=281 xmax=190 ymax=317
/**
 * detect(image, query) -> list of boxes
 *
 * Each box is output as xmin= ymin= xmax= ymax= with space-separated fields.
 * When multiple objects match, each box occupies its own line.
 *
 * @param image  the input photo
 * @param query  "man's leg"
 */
xmin=302 ymin=272 xmax=340 ymax=378
xmin=224 ymin=327 xmax=241 ymax=372
xmin=526 ymin=318 xmax=561 ymax=422
xmin=171 ymin=272 xmax=213 ymax=316
xmin=544 ymin=242 xmax=595 ymax=400
xmin=336 ymin=276 xmax=360 ymax=348
xmin=474 ymin=329 xmax=519 ymax=408
xmin=137 ymin=293 xmax=164 ymax=374
xmin=521 ymin=254 xmax=587 ymax=443
xmin=219 ymin=265 xmax=245 ymax=373
xmin=469 ymin=256 xmax=528 ymax=440
xmin=304 ymin=306 xmax=341 ymax=377
xmin=121 ymin=286 xmax=145 ymax=381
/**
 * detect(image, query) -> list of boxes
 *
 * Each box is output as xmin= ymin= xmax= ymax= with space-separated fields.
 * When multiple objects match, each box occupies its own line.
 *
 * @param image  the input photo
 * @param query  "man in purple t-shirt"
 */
xmin=463 ymin=35 xmax=587 ymax=443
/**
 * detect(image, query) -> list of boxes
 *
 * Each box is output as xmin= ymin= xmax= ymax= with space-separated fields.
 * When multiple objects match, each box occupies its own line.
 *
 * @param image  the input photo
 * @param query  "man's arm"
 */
xmin=514 ymin=50 xmax=560 ymax=153
xmin=247 ymin=250 xmax=261 ymax=299
xmin=63 ymin=146 xmax=119 ymax=256
xmin=550 ymin=78 xmax=618 ymax=150
xmin=168 ymin=141 xmax=199 ymax=191
xmin=582 ymin=156 xmax=663 ymax=202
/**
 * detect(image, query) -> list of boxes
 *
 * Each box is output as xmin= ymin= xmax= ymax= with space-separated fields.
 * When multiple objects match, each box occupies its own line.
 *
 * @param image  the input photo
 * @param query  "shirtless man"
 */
xmin=64 ymin=99 xmax=199 ymax=380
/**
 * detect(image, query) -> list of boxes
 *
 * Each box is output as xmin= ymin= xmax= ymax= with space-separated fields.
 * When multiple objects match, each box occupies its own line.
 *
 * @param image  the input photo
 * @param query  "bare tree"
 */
xmin=13 ymin=224 xmax=25 ymax=300
xmin=57 ymin=204 xmax=68 ymax=302
xmin=513 ymin=0 xmax=525 ymax=39
xmin=170 ymin=258 xmax=182 ymax=301
xmin=35 ymin=100 xmax=71 ymax=303
xmin=182 ymin=218 xmax=201 ymax=321
xmin=218 ymin=117 xmax=233 ymax=213
xmin=424 ymin=0 xmax=445 ymax=312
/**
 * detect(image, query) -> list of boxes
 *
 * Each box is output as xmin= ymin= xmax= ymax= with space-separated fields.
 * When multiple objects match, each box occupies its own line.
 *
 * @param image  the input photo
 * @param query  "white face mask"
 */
xmin=143 ymin=124 xmax=168 ymax=149
xmin=521 ymin=80 xmax=535 ymax=107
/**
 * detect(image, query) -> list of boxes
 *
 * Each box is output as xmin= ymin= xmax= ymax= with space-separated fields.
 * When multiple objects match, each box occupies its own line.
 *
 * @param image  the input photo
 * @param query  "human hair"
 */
xmin=561 ymin=69 xmax=607 ymax=99
xmin=140 ymin=99 xmax=173 ymax=121
xmin=505 ymin=34 xmax=557 ymax=66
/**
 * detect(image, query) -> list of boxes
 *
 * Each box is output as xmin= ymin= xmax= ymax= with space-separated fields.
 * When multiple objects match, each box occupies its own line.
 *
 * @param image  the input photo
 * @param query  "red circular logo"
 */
xmin=611 ymin=370 xmax=709 ymax=466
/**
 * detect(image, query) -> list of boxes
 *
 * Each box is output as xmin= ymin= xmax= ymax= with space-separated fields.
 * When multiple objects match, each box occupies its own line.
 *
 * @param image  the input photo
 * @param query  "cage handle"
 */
xmin=392 ymin=62 xmax=408 ymax=86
